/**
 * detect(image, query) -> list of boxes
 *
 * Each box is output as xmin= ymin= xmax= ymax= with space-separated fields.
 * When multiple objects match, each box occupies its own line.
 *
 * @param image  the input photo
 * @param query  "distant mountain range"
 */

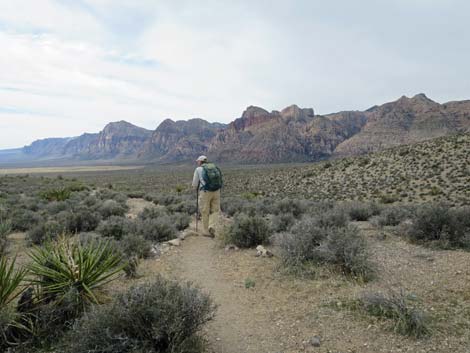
xmin=1 ymin=94 xmax=469 ymax=165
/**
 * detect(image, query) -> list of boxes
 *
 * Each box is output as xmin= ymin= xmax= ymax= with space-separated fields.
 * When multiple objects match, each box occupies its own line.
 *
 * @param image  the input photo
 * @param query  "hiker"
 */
xmin=192 ymin=155 xmax=223 ymax=238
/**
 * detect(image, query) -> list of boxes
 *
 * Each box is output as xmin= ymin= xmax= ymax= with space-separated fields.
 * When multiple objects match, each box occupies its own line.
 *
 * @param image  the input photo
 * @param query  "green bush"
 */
xmin=10 ymin=209 xmax=43 ymax=232
xmin=359 ymin=289 xmax=431 ymax=338
xmin=40 ymin=188 xmax=72 ymax=202
xmin=278 ymin=223 xmax=375 ymax=281
xmin=226 ymin=213 xmax=272 ymax=248
xmin=270 ymin=212 xmax=296 ymax=232
xmin=375 ymin=206 xmax=414 ymax=227
xmin=138 ymin=218 xmax=177 ymax=243
xmin=99 ymin=199 xmax=127 ymax=218
xmin=64 ymin=277 xmax=216 ymax=353
xmin=345 ymin=201 xmax=382 ymax=221
xmin=97 ymin=216 xmax=135 ymax=240
xmin=119 ymin=234 xmax=153 ymax=259
xmin=320 ymin=226 xmax=375 ymax=281
xmin=407 ymin=204 xmax=470 ymax=249
xmin=170 ymin=212 xmax=191 ymax=231
xmin=27 ymin=220 xmax=63 ymax=245
xmin=273 ymin=198 xmax=307 ymax=218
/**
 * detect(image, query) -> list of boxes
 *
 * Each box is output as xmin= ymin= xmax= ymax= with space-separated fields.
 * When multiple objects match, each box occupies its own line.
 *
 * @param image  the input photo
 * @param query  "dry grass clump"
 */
xmin=357 ymin=289 xmax=431 ymax=338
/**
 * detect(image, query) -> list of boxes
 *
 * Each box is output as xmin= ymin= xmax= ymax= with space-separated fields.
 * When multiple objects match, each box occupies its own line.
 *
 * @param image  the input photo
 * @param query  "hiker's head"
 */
xmin=196 ymin=155 xmax=208 ymax=166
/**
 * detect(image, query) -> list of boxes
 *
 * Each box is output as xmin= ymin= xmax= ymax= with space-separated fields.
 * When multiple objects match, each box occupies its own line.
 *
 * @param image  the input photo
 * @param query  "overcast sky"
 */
xmin=1 ymin=0 xmax=469 ymax=149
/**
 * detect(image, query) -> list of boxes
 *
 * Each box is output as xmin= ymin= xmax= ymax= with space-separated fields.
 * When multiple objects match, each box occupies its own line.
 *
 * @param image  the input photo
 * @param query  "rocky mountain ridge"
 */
xmin=3 ymin=94 xmax=469 ymax=165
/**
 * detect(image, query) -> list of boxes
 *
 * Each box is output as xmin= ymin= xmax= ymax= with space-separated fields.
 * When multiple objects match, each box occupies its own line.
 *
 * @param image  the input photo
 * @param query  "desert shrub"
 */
xmin=375 ymin=206 xmax=415 ymax=227
xmin=359 ymin=289 xmax=431 ymax=338
xmin=97 ymin=216 xmax=135 ymax=240
xmin=221 ymin=197 xmax=251 ymax=217
xmin=170 ymin=212 xmax=191 ymax=231
xmin=167 ymin=200 xmax=197 ymax=215
xmin=154 ymin=194 xmax=180 ymax=206
xmin=99 ymin=199 xmax=127 ymax=218
xmin=64 ymin=276 xmax=216 ymax=353
xmin=10 ymin=209 xmax=43 ymax=232
xmin=273 ymin=198 xmax=307 ymax=218
xmin=59 ymin=207 xmax=101 ymax=233
xmin=138 ymin=206 xmax=168 ymax=220
xmin=278 ymin=223 xmax=375 ymax=281
xmin=305 ymin=208 xmax=348 ymax=229
xmin=27 ymin=220 xmax=63 ymax=245
xmin=407 ymin=204 xmax=470 ymax=249
xmin=379 ymin=194 xmax=400 ymax=204
xmin=344 ymin=201 xmax=382 ymax=221
xmin=0 ymin=220 xmax=12 ymax=256
xmin=319 ymin=226 xmax=375 ymax=281
xmin=138 ymin=218 xmax=177 ymax=243
xmin=226 ymin=213 xmax=272 ymax=248
xmin=277 ymin=224 xmax=329 ymax=269
xmin=270 ymin=212 xmax=296 ymax=232
xmin=127 ymin=191 xmax=146 ymax=199
xmin=45 ymin=200 xmax=69 ymax=215
xmin=120 ymin=234 xmax=153 ymax=259
xmin=40 ymin=188 xmax=71 ymax=202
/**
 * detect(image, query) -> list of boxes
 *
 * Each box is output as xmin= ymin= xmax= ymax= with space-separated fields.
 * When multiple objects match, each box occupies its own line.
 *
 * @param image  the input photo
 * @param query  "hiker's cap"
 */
xmin=196 ymin=155 xmax=208 ymax=162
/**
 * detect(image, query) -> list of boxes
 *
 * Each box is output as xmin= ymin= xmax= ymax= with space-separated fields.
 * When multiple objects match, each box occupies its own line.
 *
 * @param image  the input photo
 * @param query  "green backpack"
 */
xmin=201 ymin=163 xmax=223 ymax=191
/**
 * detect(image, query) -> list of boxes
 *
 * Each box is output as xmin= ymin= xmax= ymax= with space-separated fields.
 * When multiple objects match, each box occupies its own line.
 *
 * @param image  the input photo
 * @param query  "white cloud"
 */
xmin=0 ymin=0 xmax=469 ymax=149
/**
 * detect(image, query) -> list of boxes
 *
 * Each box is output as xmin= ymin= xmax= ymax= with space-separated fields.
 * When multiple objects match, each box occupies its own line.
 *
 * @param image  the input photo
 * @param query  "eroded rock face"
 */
xmin=15 ymin=94 xmax=470 ymax=164
xmin=138 ymin=118 xmax=226 ymax=162
xmin=334 ymin=94 xmax=470 ymax=156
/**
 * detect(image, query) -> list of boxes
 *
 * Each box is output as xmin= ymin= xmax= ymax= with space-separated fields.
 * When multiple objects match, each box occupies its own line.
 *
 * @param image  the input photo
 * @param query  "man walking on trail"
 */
xmin=192 ymin=155 xmax=223 ymax=238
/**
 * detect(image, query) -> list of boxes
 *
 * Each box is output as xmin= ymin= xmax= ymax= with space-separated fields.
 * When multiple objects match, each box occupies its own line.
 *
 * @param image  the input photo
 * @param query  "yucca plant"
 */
xmin=0 ymin=219 xmax=12 ymax=256
xmin=28 ymin=237 xmax=125 ymax=308
xmin=0 ymin=256 xmax=27 ymax=346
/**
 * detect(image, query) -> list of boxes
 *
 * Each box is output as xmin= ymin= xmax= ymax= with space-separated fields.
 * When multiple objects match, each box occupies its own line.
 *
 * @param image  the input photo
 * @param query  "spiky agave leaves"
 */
xmin=0 ymin=256 xmax=28 ymax=346
xmin=28 ymin=236 xmax=125 ymax=309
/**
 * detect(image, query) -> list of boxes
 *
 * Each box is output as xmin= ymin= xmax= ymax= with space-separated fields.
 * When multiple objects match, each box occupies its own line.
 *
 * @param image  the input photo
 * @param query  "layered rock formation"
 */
xmin=5 ymin=94 xmax=469 ymax=165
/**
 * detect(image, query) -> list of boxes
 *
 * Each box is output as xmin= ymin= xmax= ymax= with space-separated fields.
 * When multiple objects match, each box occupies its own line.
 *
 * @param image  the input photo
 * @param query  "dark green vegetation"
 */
xmin=0 ymin=175 xmax=210 ymax=352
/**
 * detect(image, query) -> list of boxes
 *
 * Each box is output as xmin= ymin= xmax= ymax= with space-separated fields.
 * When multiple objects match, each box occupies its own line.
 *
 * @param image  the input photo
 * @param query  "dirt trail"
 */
xmin=168 ymin=233 xmax=285 ymax=353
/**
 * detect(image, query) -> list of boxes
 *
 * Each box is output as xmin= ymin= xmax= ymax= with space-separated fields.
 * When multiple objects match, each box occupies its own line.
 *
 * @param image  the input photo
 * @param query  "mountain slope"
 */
xmin=334 ymin=94 xmax=470 ymax=156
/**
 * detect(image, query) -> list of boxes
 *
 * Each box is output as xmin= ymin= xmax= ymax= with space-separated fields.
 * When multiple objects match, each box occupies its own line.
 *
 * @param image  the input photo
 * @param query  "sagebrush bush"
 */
xmin=170 ymin=212 xmax=191 ymax=231
xmin=359 ymin=289 xmax=431 ymax=338
xmin=407 ymin=204 xmax=470 ymax=249
xmin=320 ymin=226 xmax=375 ymax=281
xmin=345 ymin=201 xmax=382 ymax=221
xmin=27 ymin=220 xmax=63 ymax=245
xmin=273 ymin=198 xmax=307 ymax=218
xmin=312 ymin=208 xmax=349 ymax=228
xmin=64 ymin=276 xmax=216 ymax=353
xmin=226 ymin=213 xmax=272 ymax=248
xmin=278 ymin=222 xmax=375 ymax=281
xmin=97 ymin=216 xmax=135 ymax=240
xmin=375 ymin=206 xmax=414 ymax=227
xmin=221 ymin=197 xmax=251 ymax=217
xmin=138 ymin=206 xmax=168 ymax=220
xmin=10 ymin=209 xmax=43 ymax=231
xmin=270 ymin=212 xmax=296 ymax=232
xmin=99 ymin=199 xmax=127 ymax=218
xmin=138 ymin=217 xmax=177 ymax=242
xmin=120 ymin=234 xmax=153 ymax=259
xmin=64 ymin=207 xmax=101 ymax=234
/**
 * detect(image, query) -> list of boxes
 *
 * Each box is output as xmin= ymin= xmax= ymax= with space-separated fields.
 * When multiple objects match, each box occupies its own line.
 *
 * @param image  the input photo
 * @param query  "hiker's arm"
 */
xmin=192 ymin=169 xmax=199 ymax=188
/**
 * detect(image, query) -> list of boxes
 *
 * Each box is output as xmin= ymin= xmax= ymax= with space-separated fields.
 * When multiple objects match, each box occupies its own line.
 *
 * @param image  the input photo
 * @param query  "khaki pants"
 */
xmin=199 ymin=189 xmax=221 ymax=234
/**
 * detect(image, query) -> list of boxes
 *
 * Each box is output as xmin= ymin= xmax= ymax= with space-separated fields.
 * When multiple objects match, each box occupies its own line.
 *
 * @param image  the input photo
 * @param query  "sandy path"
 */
xmin=168 ymin=234 xmax=285 ymax=353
